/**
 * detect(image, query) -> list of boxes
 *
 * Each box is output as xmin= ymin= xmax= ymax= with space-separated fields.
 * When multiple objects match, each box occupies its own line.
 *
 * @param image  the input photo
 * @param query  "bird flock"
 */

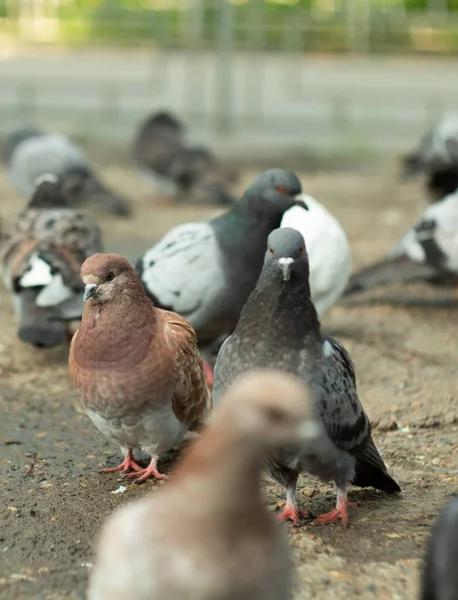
xmin=1 ymin=112 xmax=457 ymax=600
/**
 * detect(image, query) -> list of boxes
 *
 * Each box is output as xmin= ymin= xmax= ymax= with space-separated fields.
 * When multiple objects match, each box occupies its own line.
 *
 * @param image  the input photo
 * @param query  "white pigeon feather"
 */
xmin=281 ymin=195 xmax=351 ymax=317
xmin=139 ymin=222 xmax=226 ymax=335
xmin=19 ymin=254 xmax=53 ymax=288
xmin=35 ymin=273 xmax=74 ymax=308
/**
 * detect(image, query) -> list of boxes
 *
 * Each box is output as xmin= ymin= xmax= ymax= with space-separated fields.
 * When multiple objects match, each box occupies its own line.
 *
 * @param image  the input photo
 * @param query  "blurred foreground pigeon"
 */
xmin=403 ymin=115 xmax=458 ymax=200
xmin=421 ymin=494 xmax=458 ymax=600
xmin=69 ymin=253 xmax=211 ymax=482
xmin=1 ymin=175 xmax=102 ymax=347
xmin=133 ymin=111 xmax=237 ymax=205
xmin=281 ymin=194 xmax=351 ymax=317
xmin=4 ymin=127 xmax=131 ymax=216
xmin=344 ymin=189 xmax=458 ymax=296
xmin=136 ymin=169 xmax=306 ymax=351
xmin=88 ymin=370 xmax=316 ymax=600
xmin=213 ymin=228 xmax=400 ymax=525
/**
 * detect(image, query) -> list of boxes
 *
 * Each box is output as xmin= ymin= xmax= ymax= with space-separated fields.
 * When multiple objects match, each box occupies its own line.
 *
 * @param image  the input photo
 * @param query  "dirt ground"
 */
xmin=0 ymin=159 xmax=457 ymax=600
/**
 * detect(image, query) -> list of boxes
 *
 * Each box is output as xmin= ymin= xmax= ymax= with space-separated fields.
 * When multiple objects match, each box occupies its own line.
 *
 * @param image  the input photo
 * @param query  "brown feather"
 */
xmin=69 ymin=253 xmax=210 ymax=456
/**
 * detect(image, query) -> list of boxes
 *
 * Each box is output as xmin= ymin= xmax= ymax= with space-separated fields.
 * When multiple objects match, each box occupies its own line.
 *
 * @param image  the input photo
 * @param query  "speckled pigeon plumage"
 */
xmin=213 ymin=227 xmax=401 ymax=526
xmin=4 ymin=127 xmax=131 ymax=216
xmin=421 ymin=494 xmax=458 ymax=600
xmin=136 ymin=169 xmax=307 ymax=348
xmin=88 ymin=370 xmax=317 ymax=600
xmin=344 ymin=188 xmax=458 ymax=296
xmin=1 ymin=176 xmax=102 ymax=348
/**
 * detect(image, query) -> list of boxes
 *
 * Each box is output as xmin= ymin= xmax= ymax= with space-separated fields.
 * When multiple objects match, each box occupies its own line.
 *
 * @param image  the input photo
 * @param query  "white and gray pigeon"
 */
xmin=135 ymin=169 xmax=307 ymax=349
xmin=403 ymin=114 xmax=458 ymax=200
xmin=1 ymin=175 xmax=102 ymax=347
xmin=213 ymin=227 xmax=401 ymax=526
xmin=281 ymin=194 xmax=351 ymax=317
xmin=421 ymin=494 xmax=458 ymax=600
xmin=133 ymin=111 xmax=237 ymax=205
xmin=4 ymin=127 xmax=131 ymax=216
xmin=344 ymin=188 xmax=458 ymax=296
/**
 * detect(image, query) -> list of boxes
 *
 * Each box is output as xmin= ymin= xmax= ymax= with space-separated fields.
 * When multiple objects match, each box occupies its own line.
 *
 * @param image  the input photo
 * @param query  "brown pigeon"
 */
xmin=88 ymin=370 xmax=318 ymax=600
xmin=69 ymin=252 xmax=211 ymax=482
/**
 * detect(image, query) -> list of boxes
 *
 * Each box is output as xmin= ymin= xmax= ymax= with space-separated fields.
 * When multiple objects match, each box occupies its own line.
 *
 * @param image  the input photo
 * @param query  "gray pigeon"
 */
xmin=1 ymin=175 xmax=102 ymax=347
xmin=133 ymin=111 xmax=237 ymax=205
xmin=213 ymin=227 xmax=401 ymax=525
xmin=403 ymin=114 xmax=458 ymax=200
xmin=135 ymin=169 xmax=307 ymax=351
xmin=344 ymin=188 xmax=458 ymax=296
xmin=88 ymin=370 xmax=315 ymax=600
xmin=4 ymin=127 xmax=131 ymax=216
xmin=421 ymin=494 xmax=458 ymax=600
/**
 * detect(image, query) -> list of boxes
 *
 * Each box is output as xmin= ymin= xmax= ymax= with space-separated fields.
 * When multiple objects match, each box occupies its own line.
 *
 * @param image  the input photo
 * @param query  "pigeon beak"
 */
xmin=83 ymin=283 xmax=98 ymax=302
xmin=294 ymin=194 xmax=309 ymax=210
xmin=278 ymin=257 xmax=294 ymax=281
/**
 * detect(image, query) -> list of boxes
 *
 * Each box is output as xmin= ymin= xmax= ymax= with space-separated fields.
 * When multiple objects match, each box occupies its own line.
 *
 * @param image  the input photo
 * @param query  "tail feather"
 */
xmin=344 ymin=255 xmax=438 ymax=296
xmin=352 ymin=460 xmax=401 ymax=493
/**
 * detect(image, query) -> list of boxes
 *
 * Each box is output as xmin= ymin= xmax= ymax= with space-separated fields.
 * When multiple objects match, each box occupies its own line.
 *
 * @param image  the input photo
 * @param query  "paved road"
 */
xmin=1 ymin=47 xmax=458 ymax=154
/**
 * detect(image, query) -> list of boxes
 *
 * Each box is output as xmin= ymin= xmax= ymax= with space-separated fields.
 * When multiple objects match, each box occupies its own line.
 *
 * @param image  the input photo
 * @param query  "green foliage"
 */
xmin=3 ymin=0 xmax=458 ymax=52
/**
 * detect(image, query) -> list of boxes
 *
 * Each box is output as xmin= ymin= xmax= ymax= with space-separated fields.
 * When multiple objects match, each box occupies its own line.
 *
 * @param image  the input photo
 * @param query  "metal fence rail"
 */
xmin=1 ymin=1 xmax=458 ymax=155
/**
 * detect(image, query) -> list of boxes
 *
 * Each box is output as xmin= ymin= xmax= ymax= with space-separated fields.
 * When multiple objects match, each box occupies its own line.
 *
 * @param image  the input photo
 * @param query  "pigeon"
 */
xmin=4 ymin=127 xmax=131 ymax=216
xmin=1 ymin=175 xmax=102 ymax=348
xmin=344 ymin=188 xmax=458 ymax=296
xmin=69 ymin=253 xmax=211 ymax=482
xmin=403 ymin=115 xmax=458 ymax=200
xmin=213 ymin=227 xmax=401 ymax=525
xmin=88 ymin=370 xmax=316 ymax=600
xmin=133 ymin=111 xmax=237 ymax=205
xmin=421 ymin=494 xmax=458 ymax=600
xmin=281 ymin=194 xmax=351 ymax=317
xmin=136 ymin=169 xmax=307 ymax=352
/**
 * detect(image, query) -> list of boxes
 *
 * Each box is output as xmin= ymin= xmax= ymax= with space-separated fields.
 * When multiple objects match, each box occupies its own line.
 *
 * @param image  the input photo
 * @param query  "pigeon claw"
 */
xmin=103 ymin=450 xmax=143 ymax=474
xmin=277 ymin=502 xmax=309 ymax=526
xmin=128 ymin=456 xmax=168 ymax=483
xmin=313 ymin=500 xmax=356 ymax=527
xmin=202 ymin=360 xmax=214 ymax=388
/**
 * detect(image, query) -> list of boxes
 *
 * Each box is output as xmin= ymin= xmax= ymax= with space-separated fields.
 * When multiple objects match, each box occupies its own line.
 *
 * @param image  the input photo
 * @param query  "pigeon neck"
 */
xmin=211 ymin=200 xmax=291 ymax=297
xmin=212 ymin=197 xmax=287 ymax=252
xmin=239 ymin=261 xmax=321 ymax=342
xmin=174 ymin=422 xmax=265 ymax=506
xmin=76 ymin=290 xmax=157 ymax=367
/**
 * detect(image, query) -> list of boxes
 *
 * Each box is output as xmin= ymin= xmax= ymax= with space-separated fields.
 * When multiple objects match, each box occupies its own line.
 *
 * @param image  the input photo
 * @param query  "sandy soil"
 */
xmin=0 ymin=161 xmax=457 ymax=600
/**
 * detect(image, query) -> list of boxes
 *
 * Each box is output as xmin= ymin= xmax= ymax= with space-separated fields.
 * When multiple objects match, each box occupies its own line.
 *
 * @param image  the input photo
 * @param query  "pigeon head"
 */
xmin=146 ymin=110 xmax=183 ymax=132
xmin=217 ymin=370 xmax=319 ymax=449
xmin=81 ymin=253 xmax=141 ymax=304
xmin=243 ymin=169 xmax=308 ymax=215
xmin=61 ymin=167 xmax=131 ymax=217
xmin=266 ymin=227 xmax=308 ymax=282
xmin=28 ymin=175 xmax=72 ymax=209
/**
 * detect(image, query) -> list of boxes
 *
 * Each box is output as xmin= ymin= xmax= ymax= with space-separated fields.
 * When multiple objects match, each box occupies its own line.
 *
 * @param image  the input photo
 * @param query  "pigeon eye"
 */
xmin=277 ymin=185 xmax=287 ymax=194
xmin=299 ymin=246 xmax=305 ymax=254
xmin=106 ymin=272 xmax=115 ymax=282
xmin=269 ymin=248 xmax=274 ymax=255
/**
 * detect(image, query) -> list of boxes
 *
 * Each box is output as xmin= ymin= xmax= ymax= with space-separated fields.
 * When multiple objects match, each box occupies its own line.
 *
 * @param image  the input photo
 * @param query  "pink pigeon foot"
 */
xmin=277 ymin=501 xmax=309 ymax=525
xmin=202 ymin=360 xmax=214 ymax=388
xmin=103 ymin=449 xmax=143 ymax=474
xmin=313 ymin=490 xmax=357 ymax=527
xmin=128 ymin=455 xmax=168 ymax=483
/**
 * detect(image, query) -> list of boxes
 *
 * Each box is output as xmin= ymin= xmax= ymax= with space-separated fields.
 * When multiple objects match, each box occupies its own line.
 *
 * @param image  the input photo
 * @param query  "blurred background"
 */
xmin=1 ymin=0 xmax=458 ymax=160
